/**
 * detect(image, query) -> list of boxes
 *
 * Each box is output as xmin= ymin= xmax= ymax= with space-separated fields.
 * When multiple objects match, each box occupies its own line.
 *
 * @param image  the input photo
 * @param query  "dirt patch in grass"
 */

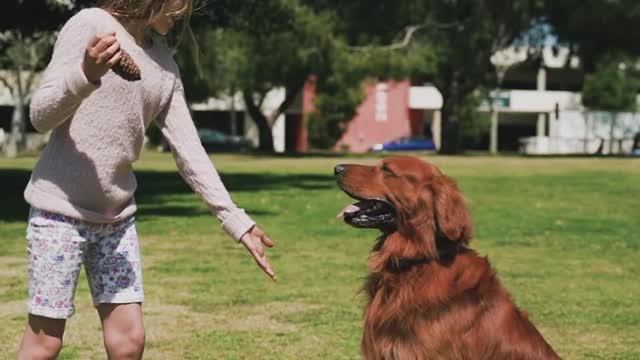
xmin=0 ymin=257 xmax=26 ymax=277
xmin=1 ymin=299 xmax=322 ymax=358
xmin=0 ymin=300 xmax=24 ymax=317
xmin=146 ymin=301 xmax=321 ymax=341
xmin=542 ymin=325 xmax=639 ymax=359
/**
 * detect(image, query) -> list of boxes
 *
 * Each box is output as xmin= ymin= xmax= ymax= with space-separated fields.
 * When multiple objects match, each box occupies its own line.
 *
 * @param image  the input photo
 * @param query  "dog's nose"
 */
xmin=334 ymin=165 xmax=345 ymax=176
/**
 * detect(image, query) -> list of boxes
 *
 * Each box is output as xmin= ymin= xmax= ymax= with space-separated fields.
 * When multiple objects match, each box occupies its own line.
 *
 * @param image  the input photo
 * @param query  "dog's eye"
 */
xmin=381 ymin=164 xmax=394 ymax=176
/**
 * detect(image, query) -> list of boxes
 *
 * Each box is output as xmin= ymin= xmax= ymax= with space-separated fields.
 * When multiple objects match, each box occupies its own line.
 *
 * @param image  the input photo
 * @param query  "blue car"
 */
xmin=370 ymin=136 xmax=436 ymax=152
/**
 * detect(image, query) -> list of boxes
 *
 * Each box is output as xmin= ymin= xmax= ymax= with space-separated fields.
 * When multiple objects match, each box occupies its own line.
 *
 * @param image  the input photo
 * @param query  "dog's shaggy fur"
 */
xmin=335 ymin=156 xmax=560 ymax=360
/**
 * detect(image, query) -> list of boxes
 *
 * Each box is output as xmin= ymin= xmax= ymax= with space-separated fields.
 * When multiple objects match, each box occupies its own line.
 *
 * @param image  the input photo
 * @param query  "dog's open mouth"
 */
xmin=337 ymin=198 xmax=396 ymax=229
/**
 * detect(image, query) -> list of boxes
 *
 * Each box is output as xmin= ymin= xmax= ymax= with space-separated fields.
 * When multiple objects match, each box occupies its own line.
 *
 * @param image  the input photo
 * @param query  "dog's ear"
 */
xmin=433 ymin=176 xmax=472 ymax=244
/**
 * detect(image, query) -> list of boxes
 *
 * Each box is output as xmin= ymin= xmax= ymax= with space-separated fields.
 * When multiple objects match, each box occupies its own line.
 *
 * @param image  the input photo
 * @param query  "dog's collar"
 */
xmin=386 ymin=257 xmax=432 ymax=272
xmin=385 ymin=241 xmax=469 ymax=273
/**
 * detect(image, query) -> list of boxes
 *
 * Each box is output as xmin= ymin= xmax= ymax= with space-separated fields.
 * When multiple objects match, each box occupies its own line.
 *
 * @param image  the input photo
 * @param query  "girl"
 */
xmin=16 ymin=1 xmax=276 ymax=358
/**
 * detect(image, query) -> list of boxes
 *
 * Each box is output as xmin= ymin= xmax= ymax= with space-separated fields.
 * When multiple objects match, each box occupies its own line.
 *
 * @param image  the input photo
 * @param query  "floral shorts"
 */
xmin=26 ymin=208 xmax=144 ymax=319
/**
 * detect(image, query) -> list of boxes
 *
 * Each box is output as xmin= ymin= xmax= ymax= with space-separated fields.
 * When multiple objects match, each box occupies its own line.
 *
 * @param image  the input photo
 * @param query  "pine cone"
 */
xmin=112 ymin=49 xmax=141 ymax=81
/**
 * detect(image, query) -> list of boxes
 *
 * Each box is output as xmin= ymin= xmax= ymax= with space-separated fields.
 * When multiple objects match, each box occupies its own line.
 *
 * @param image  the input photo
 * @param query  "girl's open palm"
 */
xmin=240 ymin=226 xmax=277 ymax=281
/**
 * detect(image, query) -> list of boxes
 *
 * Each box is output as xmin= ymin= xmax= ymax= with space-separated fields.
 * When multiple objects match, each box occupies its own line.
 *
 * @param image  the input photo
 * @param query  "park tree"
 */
xmin=0 ymin=0 xmax=100 ymax=157
xmin=188 ymin=0 xmax=638 ymax=153
xmin=306 ymin=30 xmax=437 ymax=149
xmin=179 ymin=0 xmax=342 ymax=152
xmin=177 ymin=1 xmax=555 ymax=153
xmin=180 ymin=0 xmax=437 ymax=152
xmin=582 ymin=55 xmax=640 ymax=154
xmin=544 ymin=0 xmax=640 ymax=72
xmin=0 ymin=0 xmax=88 ymax=157
xmin=309 ymin=0 xmax=545 ymax=153
xmin=543 ymin=1 xmax=640 ymax=155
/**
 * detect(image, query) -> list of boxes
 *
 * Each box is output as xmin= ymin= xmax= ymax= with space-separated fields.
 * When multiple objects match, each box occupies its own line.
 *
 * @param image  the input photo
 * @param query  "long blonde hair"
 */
xmin=98 ymin=0 xmax=191 ymax=21
xmin=98 ymin=0 xmax=200 ymax=68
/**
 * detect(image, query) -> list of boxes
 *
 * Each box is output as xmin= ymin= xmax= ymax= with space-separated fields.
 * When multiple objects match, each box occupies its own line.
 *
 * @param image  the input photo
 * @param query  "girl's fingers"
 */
xmin=255 ymin=243 xmax=264 ymax=257
xmin=252 ymin=226 xmax=264 ymax=237
xmin=87 ymin=32 xmax=115 ymax=53
xmin=261 ymin=234 xmax=274 ymax=248
xmin=252 ymin=249 xmax=265 ymax=266
xmin=254 ymin=254 xmax=276 ymax=281
xmin=88 ymin=34 xmax=101 ymax=48
xmin=93 ymin=35 xmax=117 ymax=56
xmin=242 ymin=226 xmax=276 ymax=281
xmin=264 ymin=265 xmax=276 ymax=281
xmin=106 ymin=50 xmax=123 ymax=67
xmin=98 ymin=41 xmax=120 ymax=64
xmin=252 ymin=226 xmax=273 ymax=247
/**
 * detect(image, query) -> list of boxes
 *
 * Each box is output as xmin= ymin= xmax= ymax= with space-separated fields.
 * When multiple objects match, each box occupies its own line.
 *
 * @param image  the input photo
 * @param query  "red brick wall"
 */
xmin=335 ymin=80 xmax=412 ymax=153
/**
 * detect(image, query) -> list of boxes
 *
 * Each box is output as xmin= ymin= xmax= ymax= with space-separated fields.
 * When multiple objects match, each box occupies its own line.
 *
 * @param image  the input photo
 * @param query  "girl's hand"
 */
xmin=82 ymin=32 xmax=122 ymax=84
xmin=240 ymin=226 xmax=277 ymax=281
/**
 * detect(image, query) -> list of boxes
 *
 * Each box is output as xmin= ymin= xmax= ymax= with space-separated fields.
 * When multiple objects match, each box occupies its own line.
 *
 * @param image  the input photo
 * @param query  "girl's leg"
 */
xmin=85 ymin=218 xmax=145 ymax=359
xmin=16 ymin=315 xmax=65 ymax=360
xmin=97 ymin=303 xmax=145 ymax=360
xmin=17 ymin=208 xmax=86 ymax=359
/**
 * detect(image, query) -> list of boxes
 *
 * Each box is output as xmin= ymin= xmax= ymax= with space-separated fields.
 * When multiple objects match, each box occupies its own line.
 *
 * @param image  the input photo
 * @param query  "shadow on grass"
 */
xmin=136 ymin=205 xmax=278 ymax=218
xmin=0 ymin=169 xmax=334 ymax=223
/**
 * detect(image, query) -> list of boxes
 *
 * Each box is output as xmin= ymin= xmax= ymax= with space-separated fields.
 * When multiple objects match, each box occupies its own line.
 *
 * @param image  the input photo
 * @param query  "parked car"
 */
xmin=370 ymin=135 xmax=436 ymax=152
xmin=161 ymin=128 xmax=251 ymax=152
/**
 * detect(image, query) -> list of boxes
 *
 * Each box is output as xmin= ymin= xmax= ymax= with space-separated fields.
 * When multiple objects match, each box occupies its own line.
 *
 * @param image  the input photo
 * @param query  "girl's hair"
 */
xmin=97 ymin=0 xmax=191 ymax=22
xmin=98 ymin=0 xmax=200 ymax=69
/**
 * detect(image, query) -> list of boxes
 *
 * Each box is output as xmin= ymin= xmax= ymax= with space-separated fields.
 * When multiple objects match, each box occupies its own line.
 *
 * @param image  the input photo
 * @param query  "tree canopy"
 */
xmin=544 ymin=0 xmax=640 ymax=71
xmin=582 ymin=55 xmax=639 ymax=112
xmin=2 ymin=0 xmax=639 ymax=154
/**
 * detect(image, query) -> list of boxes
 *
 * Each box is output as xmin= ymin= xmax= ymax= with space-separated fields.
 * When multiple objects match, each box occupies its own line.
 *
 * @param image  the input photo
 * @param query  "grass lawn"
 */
xmin=1 ymin=152 xmax=639 ymax=359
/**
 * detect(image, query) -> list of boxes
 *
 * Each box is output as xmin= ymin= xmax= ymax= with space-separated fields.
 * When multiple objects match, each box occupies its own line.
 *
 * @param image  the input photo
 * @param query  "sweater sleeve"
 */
xmin=154 ymin=77 xmax=255 ymax=242
xmin=30 ymin=10 xmax=101 ymax=133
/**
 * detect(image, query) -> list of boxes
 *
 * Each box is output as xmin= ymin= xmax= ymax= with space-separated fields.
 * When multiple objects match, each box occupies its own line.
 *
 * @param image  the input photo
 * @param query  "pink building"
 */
xmin=286 ymin=78 xmax=442 ymax=153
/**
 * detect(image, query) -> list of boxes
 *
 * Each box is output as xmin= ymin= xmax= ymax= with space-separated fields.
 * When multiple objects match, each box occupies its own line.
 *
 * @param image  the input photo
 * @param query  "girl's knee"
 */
xmin=104 ymin=326 xmax=145 ymax=359
xmin=17 ymin=336 xmax=63 ymax=360
xmin=17 ymin=315 xmax=65 ymax=360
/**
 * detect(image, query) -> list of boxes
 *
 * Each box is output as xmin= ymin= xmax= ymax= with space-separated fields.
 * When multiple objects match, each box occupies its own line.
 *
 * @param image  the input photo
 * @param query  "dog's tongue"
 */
xmin=337 ymin=203 xmax=361 ymax=218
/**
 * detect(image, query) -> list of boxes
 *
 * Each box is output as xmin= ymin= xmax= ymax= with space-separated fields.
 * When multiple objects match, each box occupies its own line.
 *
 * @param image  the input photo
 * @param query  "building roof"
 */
xmin=491 ymin=46 xmax=581 ymax=70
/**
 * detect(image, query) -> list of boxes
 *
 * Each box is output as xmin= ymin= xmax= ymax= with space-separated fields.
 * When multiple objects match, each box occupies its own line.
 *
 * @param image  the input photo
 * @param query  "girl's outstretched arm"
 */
xmin=154 ymin=77 xmax=277 ymax=280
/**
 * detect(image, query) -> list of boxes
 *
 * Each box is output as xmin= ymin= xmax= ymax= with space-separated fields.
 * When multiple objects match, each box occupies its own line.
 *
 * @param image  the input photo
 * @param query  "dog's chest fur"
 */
xmin=360 ymin=261 xmax=500 ymax=360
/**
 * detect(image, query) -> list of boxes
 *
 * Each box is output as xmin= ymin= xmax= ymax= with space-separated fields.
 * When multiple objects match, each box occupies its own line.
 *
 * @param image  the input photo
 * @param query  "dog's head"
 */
xmin=335 ymin=156 xmax=472 ymax=257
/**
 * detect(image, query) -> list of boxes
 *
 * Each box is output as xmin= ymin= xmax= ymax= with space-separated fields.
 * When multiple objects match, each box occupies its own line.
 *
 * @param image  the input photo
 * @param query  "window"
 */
xmin=375 ymin=83 xmax=388 ymax=122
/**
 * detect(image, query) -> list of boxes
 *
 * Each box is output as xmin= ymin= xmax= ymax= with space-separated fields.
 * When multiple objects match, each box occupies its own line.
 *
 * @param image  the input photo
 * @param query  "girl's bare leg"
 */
xmin=16 ymin=314 xmax=66 ymax=360
xmin=98 ymin=303 xmax=145 ymax=360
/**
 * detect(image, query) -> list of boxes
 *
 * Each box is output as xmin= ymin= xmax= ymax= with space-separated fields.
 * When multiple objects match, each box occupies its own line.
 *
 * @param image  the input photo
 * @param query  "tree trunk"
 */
xmin=242 ymin=82 xmax=305 ymax=153
xmin=436 ymin=67 xmax=479 ymax=155
xmin=6 ymin=97 xmax=26 ymax=158
xmin=243 ymin=91 xmax=275 ymax=152
xmin=439 ymin=85 xmax=463 ymax=154
xmin=255 ymin=113 xmax=274 ymax=152
xmin=5 ymin=66 xmax=27 ymax=158
xmin=608 ymin=112 xmax=617 ymax=155
xmin=440 ymin=111 xmax=461 ymax=154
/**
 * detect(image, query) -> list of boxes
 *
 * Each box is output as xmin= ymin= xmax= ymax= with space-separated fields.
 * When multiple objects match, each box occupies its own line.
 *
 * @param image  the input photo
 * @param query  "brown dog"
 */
xmin=335 ymin=156 xmax=560 ymax=360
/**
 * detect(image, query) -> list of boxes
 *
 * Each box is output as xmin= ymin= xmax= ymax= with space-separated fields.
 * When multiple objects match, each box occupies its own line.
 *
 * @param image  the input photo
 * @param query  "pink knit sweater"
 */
xmin=25 ymin=8 xmax=255 ymax=241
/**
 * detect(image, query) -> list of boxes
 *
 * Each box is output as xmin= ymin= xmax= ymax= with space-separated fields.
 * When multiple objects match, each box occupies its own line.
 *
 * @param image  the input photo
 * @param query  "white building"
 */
xmin=485 ymin=46 xmax=640 ymax=155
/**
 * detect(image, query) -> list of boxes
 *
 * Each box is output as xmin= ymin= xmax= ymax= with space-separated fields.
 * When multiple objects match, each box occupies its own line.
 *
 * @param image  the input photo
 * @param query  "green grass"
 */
xmin=1 ymin=152 xmax=639 ymax=359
